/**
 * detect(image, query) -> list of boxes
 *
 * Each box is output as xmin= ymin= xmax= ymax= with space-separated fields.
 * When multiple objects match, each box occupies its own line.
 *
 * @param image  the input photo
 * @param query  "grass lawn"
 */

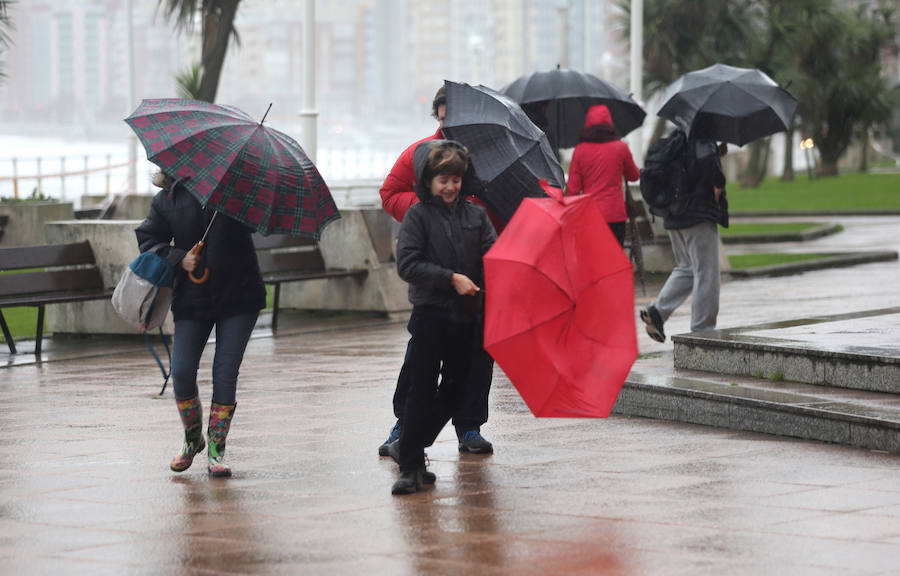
xmin=720 ymin=222 xmax=822 ymax=236
xmin=727 ymin=171 xmax=900 ymax=213
xmin=727 ymin=252 xmax=838 ymax=269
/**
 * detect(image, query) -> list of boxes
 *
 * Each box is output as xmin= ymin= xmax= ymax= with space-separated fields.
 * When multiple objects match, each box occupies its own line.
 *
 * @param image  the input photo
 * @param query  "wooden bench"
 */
xmin=253 ymin=234 xmax=368 ymax=332
xmin=0 ymin=241 xmax=114 ymax=355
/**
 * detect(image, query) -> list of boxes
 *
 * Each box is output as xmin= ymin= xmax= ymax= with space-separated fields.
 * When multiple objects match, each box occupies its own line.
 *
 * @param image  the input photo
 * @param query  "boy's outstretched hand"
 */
xmin=451 ymin=273 xmax=480 ymax=296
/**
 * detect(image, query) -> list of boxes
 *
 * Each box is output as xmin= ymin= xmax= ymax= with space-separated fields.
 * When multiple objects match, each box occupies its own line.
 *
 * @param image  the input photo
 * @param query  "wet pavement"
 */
xmin=2 ymin=215 xmax=900 ymax=574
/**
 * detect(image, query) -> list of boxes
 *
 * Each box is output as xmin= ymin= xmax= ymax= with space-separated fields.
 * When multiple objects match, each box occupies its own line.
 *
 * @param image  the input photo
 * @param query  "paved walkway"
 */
xmin=2 ymin=215 xmax=900 ymax=574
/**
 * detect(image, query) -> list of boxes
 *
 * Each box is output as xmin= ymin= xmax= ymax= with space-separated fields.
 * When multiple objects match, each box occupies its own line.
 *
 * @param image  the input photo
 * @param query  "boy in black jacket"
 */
xmin=392 ymin=140 xmax=497 ymax=495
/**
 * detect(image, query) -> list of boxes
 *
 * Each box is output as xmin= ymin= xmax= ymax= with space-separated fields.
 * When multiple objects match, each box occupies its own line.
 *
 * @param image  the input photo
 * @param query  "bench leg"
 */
xmin=271 ymin=283 xmax=282 ymax=333
xmin=0 ymin=309 xmax=16 ymax=354
xmin=35 ymin=305 xmax=45 ymax=356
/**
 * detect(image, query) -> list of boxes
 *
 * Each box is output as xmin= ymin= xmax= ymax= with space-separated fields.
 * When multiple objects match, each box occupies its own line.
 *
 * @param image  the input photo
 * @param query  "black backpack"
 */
xmin=639 ymin=130 xmax=692 ymax=218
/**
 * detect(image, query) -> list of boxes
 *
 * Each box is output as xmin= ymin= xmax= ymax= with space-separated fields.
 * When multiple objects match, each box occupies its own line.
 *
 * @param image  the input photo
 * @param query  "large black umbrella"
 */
xmin=658 ymin=64 xmax=798 ymax=146
xmin=501 ymin=68 xmax=646 ymax=149
xmin=441 ymin=80 xmax=565 ymax=224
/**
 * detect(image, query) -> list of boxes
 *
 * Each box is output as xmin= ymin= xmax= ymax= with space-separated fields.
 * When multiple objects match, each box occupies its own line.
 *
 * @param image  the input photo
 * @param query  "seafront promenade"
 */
xmin=2 ymin=214 xmax=900 ymax=574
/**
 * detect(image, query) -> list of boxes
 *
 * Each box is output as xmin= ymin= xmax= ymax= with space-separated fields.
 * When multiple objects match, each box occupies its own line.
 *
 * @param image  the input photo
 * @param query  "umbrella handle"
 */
xmin=188 ymin=241 xmax=210 ymax=285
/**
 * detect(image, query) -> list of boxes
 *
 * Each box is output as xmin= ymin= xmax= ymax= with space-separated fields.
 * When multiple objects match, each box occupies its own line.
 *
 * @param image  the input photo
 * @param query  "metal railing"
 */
xmin=0 ymin=148 xmax=396 ymax=207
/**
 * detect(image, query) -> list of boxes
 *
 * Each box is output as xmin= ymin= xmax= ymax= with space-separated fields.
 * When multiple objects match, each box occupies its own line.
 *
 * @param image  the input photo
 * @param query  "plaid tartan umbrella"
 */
xmin=125 ymin=98 xmax=339 ymax=239
xmin=441 ymin=81 xmax=565 ymax=224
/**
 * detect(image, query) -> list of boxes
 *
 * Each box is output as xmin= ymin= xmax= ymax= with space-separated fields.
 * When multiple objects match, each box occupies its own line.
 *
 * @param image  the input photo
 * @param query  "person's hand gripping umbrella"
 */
xmin=185 ymin=211 xmax=218 ymax=284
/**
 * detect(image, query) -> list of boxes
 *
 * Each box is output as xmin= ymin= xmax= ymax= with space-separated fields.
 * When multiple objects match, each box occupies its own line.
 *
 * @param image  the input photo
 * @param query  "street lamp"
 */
xmin=800 ymin=138 xmax=816 ymax=180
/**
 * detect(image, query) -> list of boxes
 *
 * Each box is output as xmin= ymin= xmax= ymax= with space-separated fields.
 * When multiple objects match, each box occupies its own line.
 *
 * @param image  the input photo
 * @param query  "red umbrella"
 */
xmin=483 ymin=187 xmax=638 ymax=418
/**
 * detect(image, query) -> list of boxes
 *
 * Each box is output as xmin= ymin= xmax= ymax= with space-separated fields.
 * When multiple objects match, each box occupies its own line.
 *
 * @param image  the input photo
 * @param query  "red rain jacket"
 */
xmin=379 ymin=128 xmax=504 ymax=232
xmin=566 ymin=105 xmax=640 ymax=223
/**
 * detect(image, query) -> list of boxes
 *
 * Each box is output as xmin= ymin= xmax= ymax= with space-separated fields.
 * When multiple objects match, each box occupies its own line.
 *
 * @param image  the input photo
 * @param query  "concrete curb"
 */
xmin=726 ymin=250 xmax=898 ymax=278
xmin=721 ymin=222 xmax=842 ymax=244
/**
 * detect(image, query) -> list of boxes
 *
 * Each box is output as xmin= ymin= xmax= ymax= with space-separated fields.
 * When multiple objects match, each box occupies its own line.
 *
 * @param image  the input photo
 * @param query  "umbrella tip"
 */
xmin=259 ymin=103 xmax=273 ymax=125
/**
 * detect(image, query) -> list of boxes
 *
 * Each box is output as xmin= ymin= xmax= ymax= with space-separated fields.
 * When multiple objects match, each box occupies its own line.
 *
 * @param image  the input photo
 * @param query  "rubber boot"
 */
xmin=207 ymin=402 xmax=236 ymax=478
xmin=170 ymin=396 xmax=205 ymax=472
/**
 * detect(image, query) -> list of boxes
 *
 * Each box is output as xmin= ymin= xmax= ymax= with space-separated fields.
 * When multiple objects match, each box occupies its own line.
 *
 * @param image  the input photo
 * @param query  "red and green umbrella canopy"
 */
xmin=126 ymin=98 xmax=339 ymax=239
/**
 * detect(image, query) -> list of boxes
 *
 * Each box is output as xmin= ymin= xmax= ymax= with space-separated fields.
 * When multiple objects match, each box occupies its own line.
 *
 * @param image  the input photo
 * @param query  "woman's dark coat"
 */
xmin=396 ymin=140 xmax=497 ymax=323
xmin=135 ymin=180 xmax=267 ymax=322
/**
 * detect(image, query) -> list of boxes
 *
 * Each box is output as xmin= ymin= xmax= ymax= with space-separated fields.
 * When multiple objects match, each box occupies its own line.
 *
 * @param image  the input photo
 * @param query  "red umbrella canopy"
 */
xmin=125 ymin=98 xmax=339 ymax=239
xmin=483 ymin=194 xmax=637 ymax=418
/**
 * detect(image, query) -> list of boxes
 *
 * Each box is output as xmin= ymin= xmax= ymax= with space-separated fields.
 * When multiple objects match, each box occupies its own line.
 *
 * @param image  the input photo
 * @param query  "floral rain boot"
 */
xmin=207 ymin=402 xmax=236 ymax=478
xmin=170 ymin=396 xmax=205 ymax=472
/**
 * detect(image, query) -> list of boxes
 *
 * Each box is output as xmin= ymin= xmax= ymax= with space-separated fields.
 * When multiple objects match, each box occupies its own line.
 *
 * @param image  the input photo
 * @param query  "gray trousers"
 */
xmin=652 ymin=221 xmax=720 ymax=332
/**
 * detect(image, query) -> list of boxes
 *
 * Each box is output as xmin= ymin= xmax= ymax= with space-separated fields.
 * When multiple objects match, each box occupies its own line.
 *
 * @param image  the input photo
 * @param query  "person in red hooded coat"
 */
xmin=565 ymin=104 xmax=640 ymax=246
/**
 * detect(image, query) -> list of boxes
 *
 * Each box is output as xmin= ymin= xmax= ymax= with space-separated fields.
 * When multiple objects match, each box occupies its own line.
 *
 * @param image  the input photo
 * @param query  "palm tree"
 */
xmin=618 ymin=0 xmax=753 ymax=143
xmin=157 ymin=0 xmax=241 ymax=103
xmin=0 ymin=0 xmax=13 ymax=82
xmin=175 ymin=61 xmax=203 ymax=99
xmin=793 ymin=4 xmax=896 ymax=176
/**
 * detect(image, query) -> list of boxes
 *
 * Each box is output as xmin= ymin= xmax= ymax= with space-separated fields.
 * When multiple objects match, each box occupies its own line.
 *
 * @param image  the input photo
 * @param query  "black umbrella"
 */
xmin=501 ymin=68 xmax=647 ymax=149
xmin=657 ymin=64 xmax=798 ymax=146
xmin=441 ymin=80 xmax=565 ymax=224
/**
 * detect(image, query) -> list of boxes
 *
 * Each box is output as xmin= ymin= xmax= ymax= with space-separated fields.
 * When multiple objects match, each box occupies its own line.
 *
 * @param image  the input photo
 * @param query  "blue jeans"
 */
xmin=171 ymin=313 xmax=258 ymax=405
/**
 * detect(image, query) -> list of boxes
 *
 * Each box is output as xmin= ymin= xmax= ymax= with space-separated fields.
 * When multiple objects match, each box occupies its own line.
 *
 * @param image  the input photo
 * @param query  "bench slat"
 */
xmin=261 ymin=269 xmax=367 ymax=284
xmin=0 ymin=287 xmax=114 ymax=308
xmin=252 ymin=234 xmax=316 ymax=251
xmin=0 ymin=269 xmax=105 ymax=298
xmin=257 ymin=249 xmax=326 ymax=275
xmin=0 ymin=241 xmax=96 ymax=271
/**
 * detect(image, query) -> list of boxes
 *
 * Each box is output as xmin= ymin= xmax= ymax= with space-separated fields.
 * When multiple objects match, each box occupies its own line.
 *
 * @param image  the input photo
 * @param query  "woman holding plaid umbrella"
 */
xmin=136 ymin=171 xmax=266 ymax=478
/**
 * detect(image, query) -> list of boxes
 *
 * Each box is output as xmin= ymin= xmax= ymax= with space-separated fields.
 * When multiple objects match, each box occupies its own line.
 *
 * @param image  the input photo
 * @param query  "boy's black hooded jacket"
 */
xmin=396 ymin=140 xmax=497 ymax=323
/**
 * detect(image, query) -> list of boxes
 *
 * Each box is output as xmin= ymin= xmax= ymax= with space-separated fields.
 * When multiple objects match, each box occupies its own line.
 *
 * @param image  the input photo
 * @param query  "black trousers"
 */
xmin=609 ymin=220 xmax=627 ymax=248
xmin=397 ymin=311 xmax=475 ymax=472
xmin=392 ymin=322 xmax=494 ymax=432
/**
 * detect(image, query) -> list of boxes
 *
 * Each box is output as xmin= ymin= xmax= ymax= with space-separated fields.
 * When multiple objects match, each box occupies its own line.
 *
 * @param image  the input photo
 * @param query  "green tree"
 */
xmin=157 ymin=0 xmax=241 ymax=103
xmin=618 ymin=0 xmax=754 ymax=143
xmin=794 ymin=3 xmax=896 ymax=176
xmin=175 ymin=61 xmax=203 ymax=99
xmin=0 ymin=0 xmax=13 ymax=82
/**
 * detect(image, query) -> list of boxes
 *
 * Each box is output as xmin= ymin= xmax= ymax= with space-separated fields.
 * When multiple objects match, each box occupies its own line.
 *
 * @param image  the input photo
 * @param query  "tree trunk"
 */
xmin=818 ymin=161 xmax=839 ymax=177
xmin=651 ymin=116 xmax=667 ymax=144
xmin=198 ymin=0 xmax=240 ymax=103
xmin=738 ymin=139 xmax=770 ymax=188
xmin=781 ymin=128 xmax=795 ymax=181
xmin=858 ymin=129 xmax=869 ymax=173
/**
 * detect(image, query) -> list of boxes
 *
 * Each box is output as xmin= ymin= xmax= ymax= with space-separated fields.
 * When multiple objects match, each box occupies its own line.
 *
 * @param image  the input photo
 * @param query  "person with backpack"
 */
xmin=641 ymin=139 xmax=728 ymax=342
xmin=565 ymin=104 xmax=640 ymax=247
xmin=135 ymin=171 xmax=266 ymax=478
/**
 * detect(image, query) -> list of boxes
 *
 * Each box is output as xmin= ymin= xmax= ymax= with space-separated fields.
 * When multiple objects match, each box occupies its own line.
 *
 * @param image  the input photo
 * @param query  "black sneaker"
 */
xmin=378 ymin=420 xmax=401 ymax=456
xmin=640 ymin=306 xmax=666 ymax=343
xmin=458 ymin=430 xmax=494 ymax=454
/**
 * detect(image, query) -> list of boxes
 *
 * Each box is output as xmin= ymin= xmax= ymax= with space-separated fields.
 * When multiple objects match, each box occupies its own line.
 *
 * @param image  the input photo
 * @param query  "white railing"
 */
xmin=0 ymin=148 xmax=396 ymax=209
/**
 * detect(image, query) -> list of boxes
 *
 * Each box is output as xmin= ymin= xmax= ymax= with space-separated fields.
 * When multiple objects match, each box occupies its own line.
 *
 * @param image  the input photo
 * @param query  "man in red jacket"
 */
xmin=378 ymin=86 xmax=496 ymax=457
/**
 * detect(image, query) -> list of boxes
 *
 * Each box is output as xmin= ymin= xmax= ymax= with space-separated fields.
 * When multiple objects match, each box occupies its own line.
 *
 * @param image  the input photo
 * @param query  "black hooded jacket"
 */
xmin=396 ymin=140 xmax=497 ymax=323
xmin=135 ymin=180 xmax=267 ymax=322
xmin=663 ymin=139 xmax=729 ymax=230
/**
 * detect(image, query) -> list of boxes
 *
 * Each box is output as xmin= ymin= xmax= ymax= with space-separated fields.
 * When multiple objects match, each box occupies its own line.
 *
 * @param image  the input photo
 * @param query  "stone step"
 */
xmin=671 ymin=308 xmax=900 ymax=394
xmin=617 ymin=353 xmax=900 ymax=453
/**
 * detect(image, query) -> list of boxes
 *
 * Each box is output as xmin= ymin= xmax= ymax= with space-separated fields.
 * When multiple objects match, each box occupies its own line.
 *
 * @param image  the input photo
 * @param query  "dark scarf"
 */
xmin=579 ymin=123 xmax=620 ymax=144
